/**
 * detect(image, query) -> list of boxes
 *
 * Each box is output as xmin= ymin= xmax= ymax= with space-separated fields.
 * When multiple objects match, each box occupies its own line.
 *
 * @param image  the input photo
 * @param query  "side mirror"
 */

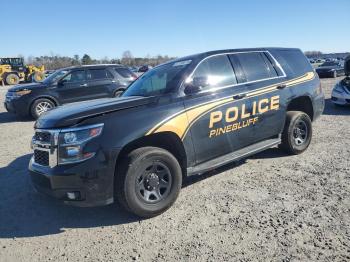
xmin=184 ymin=76 xmax=209 ymax=94
xmin=58 ymin=79 xmax=67 ymax=86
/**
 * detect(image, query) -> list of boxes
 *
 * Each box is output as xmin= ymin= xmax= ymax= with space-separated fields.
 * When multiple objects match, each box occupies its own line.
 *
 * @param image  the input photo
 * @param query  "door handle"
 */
xmin=277 ymin=84 xmax=287 ymax=89
xmin=233 ymin=93 xmax=246 ymax=100
xmin=80 ymin=83 xmax=87 ymax=87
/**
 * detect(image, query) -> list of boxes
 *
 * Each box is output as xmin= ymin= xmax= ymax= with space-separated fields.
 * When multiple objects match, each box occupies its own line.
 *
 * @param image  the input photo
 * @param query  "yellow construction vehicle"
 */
xmin=0 ymin=57 xmax=45 ymax=85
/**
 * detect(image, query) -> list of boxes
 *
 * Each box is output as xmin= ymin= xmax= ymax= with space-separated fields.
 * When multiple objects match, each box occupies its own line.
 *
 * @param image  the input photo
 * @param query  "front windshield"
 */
xmin=122 ymin=60 xmax=192 ymax=97
xmin=42 ymin=69 xmax=68 ymax=84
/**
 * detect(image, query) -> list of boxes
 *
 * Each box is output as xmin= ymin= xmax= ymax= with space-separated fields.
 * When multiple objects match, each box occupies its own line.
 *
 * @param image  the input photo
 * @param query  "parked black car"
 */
xmin=315 ymin=61 xmax=345 ymax=78
xmin=4 ymin=64 xmax=137 ymax=119
xmin=138 ymin=65 xmax=152 ymax=73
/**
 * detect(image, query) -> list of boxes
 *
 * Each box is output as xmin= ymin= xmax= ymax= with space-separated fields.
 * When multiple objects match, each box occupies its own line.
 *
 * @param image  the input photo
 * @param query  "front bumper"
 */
xmin=331 ymin=90 xmax=350 ymax=105
xmin=28 ymin=149 xmax=119 ymax=207
xmin=4 ymin=97 xmax=30 ymax=116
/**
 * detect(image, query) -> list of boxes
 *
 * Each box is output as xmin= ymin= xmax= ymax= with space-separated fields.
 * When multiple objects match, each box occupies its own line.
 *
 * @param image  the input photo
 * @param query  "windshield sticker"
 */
xmin=173 ymin=60 xmax=192 ymax=67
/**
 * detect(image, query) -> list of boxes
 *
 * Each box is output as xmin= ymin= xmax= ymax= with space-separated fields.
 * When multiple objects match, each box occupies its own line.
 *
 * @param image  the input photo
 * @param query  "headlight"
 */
xmin=58 ymin=123 xmax=104 ymax=164
xmin=333 ymin=83 xmax=344 ymax=94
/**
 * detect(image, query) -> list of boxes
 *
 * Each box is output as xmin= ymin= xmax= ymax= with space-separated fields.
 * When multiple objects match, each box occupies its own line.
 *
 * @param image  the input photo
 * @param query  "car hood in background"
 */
xmin=316 ymin=66 xmax=340 ymax=71
xmin=35 ymin=96 xmax=155 ymax=129
xmin=8 ymin=82 xmax=46 ymax=92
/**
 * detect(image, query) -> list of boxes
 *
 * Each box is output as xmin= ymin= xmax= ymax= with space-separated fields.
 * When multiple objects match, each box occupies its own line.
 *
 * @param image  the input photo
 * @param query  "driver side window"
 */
xmin=192 ymin=55 xmax=237 ymax=90
xmin=62 ymin=70 xmax=86 ymax=83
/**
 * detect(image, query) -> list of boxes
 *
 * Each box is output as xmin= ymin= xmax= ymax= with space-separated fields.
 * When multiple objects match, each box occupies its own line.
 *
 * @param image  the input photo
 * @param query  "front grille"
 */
xmin=31 ymin=172 xmax=51 ymax=189
xmin=34 ymin=150 xmax=49 ymax=166
xmin=35 ymin=132 xmax=51 ymax=143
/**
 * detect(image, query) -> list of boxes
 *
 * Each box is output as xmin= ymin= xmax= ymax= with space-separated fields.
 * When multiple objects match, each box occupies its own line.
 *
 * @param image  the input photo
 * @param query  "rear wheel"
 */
xmin=116 ymin=147 xmax=182 ymax=218
xmin=279 ymin=111 xmax=312 ymax=155
xmin=30 ymin=98 xmax=55 ymax=119
xmin=5 ymin=74 xmax=19 ymax=85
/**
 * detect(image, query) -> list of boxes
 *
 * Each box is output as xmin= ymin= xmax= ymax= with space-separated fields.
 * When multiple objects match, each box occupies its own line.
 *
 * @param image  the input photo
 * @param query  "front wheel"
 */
xmin=116 ymin=147 xmax=182 ymax=218
xmin=5 ymin=74 xmax=19 ymax=85
xmin=113 ymin=89 xmax=124 ymax=97
xmin=30 ymin=98 xmax=55 ymax=119
xmin=279 ymin=111 xmax=312 ymax=155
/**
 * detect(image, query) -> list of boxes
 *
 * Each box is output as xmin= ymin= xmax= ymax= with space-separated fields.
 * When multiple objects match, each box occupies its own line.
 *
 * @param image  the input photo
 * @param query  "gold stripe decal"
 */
xmin=147 ymin=72 xmax=315 ymax=140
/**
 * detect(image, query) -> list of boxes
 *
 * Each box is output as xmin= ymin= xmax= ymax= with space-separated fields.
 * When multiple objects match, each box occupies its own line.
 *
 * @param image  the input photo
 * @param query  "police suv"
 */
xmin=29 ymin=48 xmax=325 ymax=217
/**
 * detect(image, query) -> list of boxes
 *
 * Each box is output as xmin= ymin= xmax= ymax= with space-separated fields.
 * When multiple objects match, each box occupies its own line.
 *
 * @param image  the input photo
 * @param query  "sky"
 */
xmin=1 ymin=0 xmax=349 ymax=59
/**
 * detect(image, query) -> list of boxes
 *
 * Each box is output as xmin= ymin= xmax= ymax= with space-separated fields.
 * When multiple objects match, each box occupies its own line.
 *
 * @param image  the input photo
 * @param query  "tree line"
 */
xmin=25 ymin=51 xmax=176 ymax=70
xmin=304 ymin=50 xmax=349 ymax=59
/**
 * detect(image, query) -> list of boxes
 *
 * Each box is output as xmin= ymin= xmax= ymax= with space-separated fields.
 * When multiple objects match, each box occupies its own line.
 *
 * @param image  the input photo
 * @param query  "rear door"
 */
xmin=228 ymin=51 xmax=288 ymax=145
xmin=56 ymin=69 xmax=88 ymax=104
xmin=86 ymin=68 xmax=116 ymax=99
xmin=114 ymin=67 xmax=137 ymax=87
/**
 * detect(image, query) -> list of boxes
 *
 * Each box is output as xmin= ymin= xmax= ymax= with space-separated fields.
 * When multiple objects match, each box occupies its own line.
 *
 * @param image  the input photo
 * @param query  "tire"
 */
xmin=30 ymin=98 xmax=55 ymax=119
xmin=279 ymin=111 xmax=312 ymax=155
xmin=32 ymin=72 xmax=45 ymax=82
xmin=115 ymin=147 xmax=182 ymax=218
xmin=5 ymin=74 xmax=19 ymax=85
xmin=113 ymin=89 xmax=124 ymax=97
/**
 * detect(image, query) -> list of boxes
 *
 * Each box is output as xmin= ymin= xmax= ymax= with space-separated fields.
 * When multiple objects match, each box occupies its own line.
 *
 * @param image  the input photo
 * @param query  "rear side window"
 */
xmin=115 ymin=67 xmax=135 ymax=78
xmin=87 ymin=69 xmax=112 ymax=80
xmin=274 ymin=50 xmax=313 ymax=76
xmin=231 ymin=52 xmax=277 ymax=82
xmin=192 ymin=55 xmax=237 ymax=90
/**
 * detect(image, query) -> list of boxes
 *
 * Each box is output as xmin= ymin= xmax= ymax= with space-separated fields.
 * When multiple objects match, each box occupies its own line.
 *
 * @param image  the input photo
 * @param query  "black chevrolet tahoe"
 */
xmin=29 ymin=48 xmax=325 ymax=218
xmin=5 ymin=64 xmax=137 ymax=119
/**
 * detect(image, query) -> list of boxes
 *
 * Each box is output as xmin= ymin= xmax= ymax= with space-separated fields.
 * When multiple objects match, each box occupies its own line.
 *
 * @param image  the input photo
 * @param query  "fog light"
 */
xmin=66 ymin=146 xmax=80 ymax=157
xmin=67 ymin=191 xmax=80 ymax=200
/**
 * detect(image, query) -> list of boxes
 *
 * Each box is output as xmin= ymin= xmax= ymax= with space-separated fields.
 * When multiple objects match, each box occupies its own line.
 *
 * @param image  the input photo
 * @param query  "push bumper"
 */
xmin=28 ymin=150 xmax=119 ymax=207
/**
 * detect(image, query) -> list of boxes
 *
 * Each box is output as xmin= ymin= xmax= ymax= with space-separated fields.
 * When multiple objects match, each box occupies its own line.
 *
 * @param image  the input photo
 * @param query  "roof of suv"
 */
xmin=161 ymin=47 xmax=301 ymax=67
xmin=62 ymin=64 xmax=125 ymax=70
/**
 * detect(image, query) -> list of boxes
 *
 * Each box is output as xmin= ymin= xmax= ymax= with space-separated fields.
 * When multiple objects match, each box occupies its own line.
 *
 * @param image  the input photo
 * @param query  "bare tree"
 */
xmin=121 ymin=50 xmax=133 ymax=66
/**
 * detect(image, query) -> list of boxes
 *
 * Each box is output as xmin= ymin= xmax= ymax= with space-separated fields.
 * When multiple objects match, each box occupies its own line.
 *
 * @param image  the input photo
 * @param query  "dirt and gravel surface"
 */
xmin=0 ymin=77 xmax=349 ymax=262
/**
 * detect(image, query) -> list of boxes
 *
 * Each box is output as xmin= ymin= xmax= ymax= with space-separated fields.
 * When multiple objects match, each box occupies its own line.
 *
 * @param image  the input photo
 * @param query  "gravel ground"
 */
xmin=0 ymin=77 xmax=349 ymax=262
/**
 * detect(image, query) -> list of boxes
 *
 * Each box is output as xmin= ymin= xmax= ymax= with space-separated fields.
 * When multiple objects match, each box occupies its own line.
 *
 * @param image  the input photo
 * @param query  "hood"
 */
xmin=345 ymin=55 xmax=350 ymax=76
xmin=316 ymin=66 xmax=339 ymax=71
xmin=8 ymin=82 xmax=46 ymax=92
xmin=35 ymin=96 xmax=154 ymax=129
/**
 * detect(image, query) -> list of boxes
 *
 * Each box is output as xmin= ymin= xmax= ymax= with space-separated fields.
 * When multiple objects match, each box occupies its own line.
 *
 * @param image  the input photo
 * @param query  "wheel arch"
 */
xmin=6 ymin=71 xmax=20 ymax=76
xmin=286 ymin=96 xmax=314 ymax=121
xmin=115 ymin=131 xmax=188 ymax=178
xmin=29 ymin=96 xmax=59 ymax=114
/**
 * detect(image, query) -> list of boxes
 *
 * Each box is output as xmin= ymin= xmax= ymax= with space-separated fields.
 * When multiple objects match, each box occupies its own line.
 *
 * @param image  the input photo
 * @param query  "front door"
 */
xmin=183 ymin=54 xmax=251 ymax=165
